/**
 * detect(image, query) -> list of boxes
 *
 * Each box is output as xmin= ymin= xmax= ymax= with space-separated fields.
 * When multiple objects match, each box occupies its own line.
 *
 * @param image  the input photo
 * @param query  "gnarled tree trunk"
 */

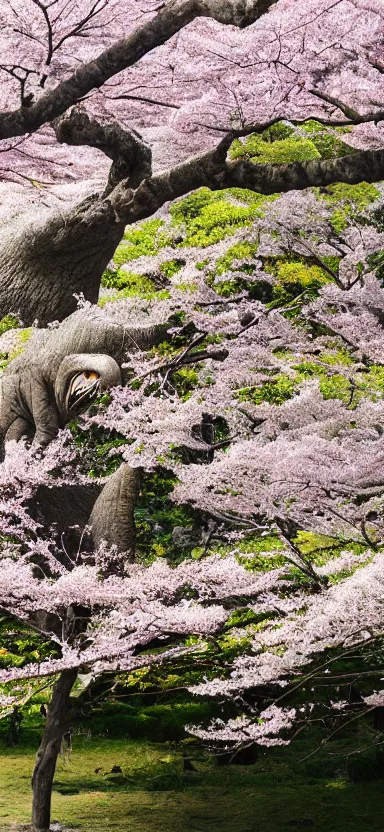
xmin=31 ymin=667 xmax=78 ymax=832
xmin=0 ymin=194 xmax=125 ymax=326
xmin=2 ymin=141 xmax=383 ymax=327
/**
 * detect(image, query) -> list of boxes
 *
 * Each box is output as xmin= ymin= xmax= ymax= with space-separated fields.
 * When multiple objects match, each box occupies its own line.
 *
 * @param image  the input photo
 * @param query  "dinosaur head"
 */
xmin=54 ymin=353 xmax=121 ymax=424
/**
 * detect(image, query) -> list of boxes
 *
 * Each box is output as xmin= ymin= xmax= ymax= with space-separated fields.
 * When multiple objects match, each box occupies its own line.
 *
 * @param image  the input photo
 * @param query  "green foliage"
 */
xmin=207 ymin=241 xmax=275 ymax=300
xmin=354 ymin=365 xmax=384 ymax=403
xmin=117 ymin=219 xmax=171 ymax=261
xmin=215 ymin=241 xmax=259 ymax=274
xmin=236 ymin=374 xmax=296 ymax=406
xmin=0 ymin=327 xmax=34 ymax=365
xmin=229 ymin=119 xmax=355 ymax=166
xmin=230 ymin=134 xmax=321 ymax=164
xmin=300 ymin=120 xmax=356 ymax=159
xmin=316 ymin=182 xmax=380 ymax=232
xmin=180 ymin=200 xmax=260 ymax=247
xmin=99 ymin=274 xmax=170 ymax=305
xmin=264 ymin=256 xmax=332 ymax=304
xmin=293 ymin=359 xmax=384 ymax=406
xmin=293 ymin=531 xmax=366 ymax=562
xmin=0 ymin=326 xmax=34 ymax=373
xmin=293 ymin=360 xmax=351 ymax=402
xmin=2 ymin=729 xmax=384 ymax=831
xmin=169 ymin=187 xmax=276 ymax=247
xmin=170 ymin=188 xmax=219 ymax=223
xmin=173 ymin=282 xmax=198 ymax=293
xmin=134 ymin=469 xmax=198 ymax=565
xmin=101 ymin=268 xmax=156 ymax=294
xmin=367 ymin=249 xmax=384 ymax=283
xmin=224 ymin=607 xmax=275 ymax=629
xmin=171 ymin=366 xmax=201 ymax=400
xmin=318 ymin=348 xmax=353 ymax=367
xmin=69 ymin=420 xmax=127 ymax=477
xmin=0 ymin=314 xmax=20 ymax=337
xmin=88 ymin=700 xmax=216 ymax=743
xmin=0 ymin=615 xmax=58 ymax=671
xmin=260 ymin=122 xmax=297 ymax=141
xmin=232 ymin=342 xmax=384 ymax=412
xmin=159 ymin=259 xmax=184 ymax=278
xmin=321 ymin=255 xmax=342 ymax=274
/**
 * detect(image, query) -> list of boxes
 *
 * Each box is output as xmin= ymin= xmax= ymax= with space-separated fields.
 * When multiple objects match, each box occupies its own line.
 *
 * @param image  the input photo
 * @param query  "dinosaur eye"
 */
xmin=66 ymin=371 xmax=100 ymax=413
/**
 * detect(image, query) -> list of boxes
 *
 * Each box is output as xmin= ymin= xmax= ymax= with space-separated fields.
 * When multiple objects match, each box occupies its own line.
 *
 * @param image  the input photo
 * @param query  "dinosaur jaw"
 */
xmin=65 ymin=370 xmax=100 ymax=414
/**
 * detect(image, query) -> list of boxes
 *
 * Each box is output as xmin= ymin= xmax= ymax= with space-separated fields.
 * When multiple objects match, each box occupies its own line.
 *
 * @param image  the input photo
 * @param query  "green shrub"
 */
xmin=300 ymin=120 xmax=356 ymax=159
xmin=114 ymin=219 xmax=170 ymax=263
xmin=0 ymin=314 xmax=20 ymax=337
xmin=229 ymin=120 xmax=355 ymax=165
xmin=316 ymin=181 xmax=380 ymax=232
xmin=263 ymin=257 xmax=332 ymax=305
xmin=101 ymin=268 xmax=155 ymax=293
xmin=159 ymin=259 xmax=184 ymax=278
xmin=69 ymin=421 xmax=127 ymax=477
xmin=230 ymin=134 xmax=321 ymax=164
xmin=236 ymin=373 xmax=296 ymax=406
xmin=169 ymin=187 xmax=276 ymax=247
xmin=134 ymin=469 xmax=198 ymax=565
xmin=215 ymin=241 xmax=259 ymax=275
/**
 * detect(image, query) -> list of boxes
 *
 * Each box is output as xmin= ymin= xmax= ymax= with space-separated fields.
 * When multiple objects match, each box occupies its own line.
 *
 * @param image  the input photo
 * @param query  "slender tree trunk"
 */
xmin=31 ymin=668 xmax=77 ymax=832
xmin=0 ymin=194 xmax=125 ymax=325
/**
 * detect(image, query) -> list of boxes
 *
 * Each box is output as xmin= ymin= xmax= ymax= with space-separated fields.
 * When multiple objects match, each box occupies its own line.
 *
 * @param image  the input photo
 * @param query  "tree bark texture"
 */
xmin=0 ymin=195 xmax=125 ymax=325
xmin=31 ymin=668 xmax=77 ymax=832
xmin=116 ymin=147 xmax=384 ymax=225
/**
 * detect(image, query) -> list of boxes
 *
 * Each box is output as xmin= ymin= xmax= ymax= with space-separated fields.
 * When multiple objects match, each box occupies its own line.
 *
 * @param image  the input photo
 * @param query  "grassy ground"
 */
xmin=1 ymin=733 xmax=384 ymax=832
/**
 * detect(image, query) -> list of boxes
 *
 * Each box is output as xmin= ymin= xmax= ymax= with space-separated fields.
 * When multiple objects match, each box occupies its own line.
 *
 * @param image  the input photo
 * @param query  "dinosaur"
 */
xmin=0 ymin=307 xmax=168 ymax=446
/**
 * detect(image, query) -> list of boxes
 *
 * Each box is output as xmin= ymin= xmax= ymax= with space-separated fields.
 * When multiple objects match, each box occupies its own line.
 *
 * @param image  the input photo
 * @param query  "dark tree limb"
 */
xmin=113 ymin=145 xmax=384 ymax=225
xmin=307 ymin=88 xmax=384 ymax=124
xmin=52 ymin=107 xmax=152 ymax=192
xmin=197 ymin=110 xmax=384 ymax=135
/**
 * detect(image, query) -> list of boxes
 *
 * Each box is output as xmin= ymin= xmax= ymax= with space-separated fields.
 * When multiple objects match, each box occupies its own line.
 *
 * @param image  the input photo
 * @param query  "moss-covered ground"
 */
xmin=1 ymin=730 xmax=384 ymax=832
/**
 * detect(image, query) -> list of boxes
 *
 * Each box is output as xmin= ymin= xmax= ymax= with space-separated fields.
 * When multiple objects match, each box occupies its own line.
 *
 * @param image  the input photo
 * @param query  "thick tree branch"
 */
xmin=111 ymin=143 xmax=384 ymax=224
xmin=225 ymin=148 xmax=384 ymax=194
xmin=52 ymin=107 xmax=152 ymax=191
xmin=0 ymin=0 xmax=277 ymax=141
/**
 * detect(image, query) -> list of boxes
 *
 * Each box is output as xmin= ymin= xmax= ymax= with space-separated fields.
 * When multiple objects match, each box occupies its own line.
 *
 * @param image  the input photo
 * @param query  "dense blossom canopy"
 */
xmin=0 ymin=0 xmax=383 ymax=210
xmin=1 ymin=176 xmax=384 ymax=746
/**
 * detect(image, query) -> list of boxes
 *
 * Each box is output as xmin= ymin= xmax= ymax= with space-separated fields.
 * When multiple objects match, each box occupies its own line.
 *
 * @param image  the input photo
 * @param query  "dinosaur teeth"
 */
xmin=67 ymin=371 xmax=100 ymax=413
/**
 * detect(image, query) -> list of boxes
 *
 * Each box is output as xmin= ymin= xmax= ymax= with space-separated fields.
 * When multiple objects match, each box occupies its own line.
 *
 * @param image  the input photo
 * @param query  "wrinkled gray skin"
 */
xmin=0 ymin=308 xmax=168 ymax=446
xmin=90 ymin=463 xmax=141 ymax=558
